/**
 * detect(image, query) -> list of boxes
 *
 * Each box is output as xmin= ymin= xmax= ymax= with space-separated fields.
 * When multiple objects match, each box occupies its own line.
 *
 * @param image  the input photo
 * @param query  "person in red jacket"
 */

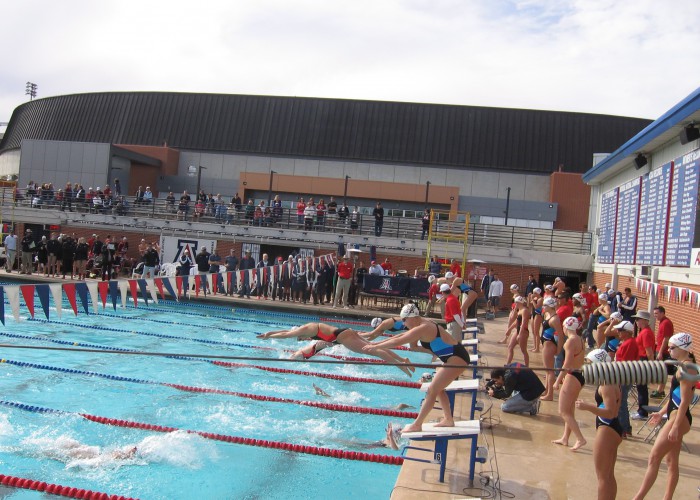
xmin=443 ymin=283 xmax=465 ymax=343
xmin=332 ymin=255 xmax=354 ymax=309
xmin=612 ymin=320 xmax=638 ymax=436
xmin=449 ymin=259 xmax=462 ymax=278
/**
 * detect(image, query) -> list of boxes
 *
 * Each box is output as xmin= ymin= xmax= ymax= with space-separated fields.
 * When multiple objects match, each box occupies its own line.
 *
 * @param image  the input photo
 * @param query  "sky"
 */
xmin=2 ymin=0 xmax=700 ymax=127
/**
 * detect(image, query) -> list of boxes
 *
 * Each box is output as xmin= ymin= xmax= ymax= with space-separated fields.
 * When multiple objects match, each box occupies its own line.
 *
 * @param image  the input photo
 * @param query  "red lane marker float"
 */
xmin=79 ymin=414 xmax=403 ymax=466
xmin=163 ymin=383 xmax=418 ymax=418
xmin=0 ymin=473 xmax=134 ymax=500
xmin=211 ymin=361 xmax=421 ymax=389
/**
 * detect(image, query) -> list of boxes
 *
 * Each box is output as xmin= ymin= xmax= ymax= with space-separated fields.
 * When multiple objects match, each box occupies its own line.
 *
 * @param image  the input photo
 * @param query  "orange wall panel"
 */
xmin=550 ymin=172 xmax=591 ymax=231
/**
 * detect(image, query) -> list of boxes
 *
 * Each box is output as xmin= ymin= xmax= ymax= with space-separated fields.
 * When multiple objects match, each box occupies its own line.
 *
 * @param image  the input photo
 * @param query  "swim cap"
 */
xmin=400 ymin=303 xmax=421 ymax=319
xmin=598 ymin=293 xmax=608 ymax=302
xmin=440 ymin=283 xmax=451 ymax=293
xmin=370 ymin=318 xmax=383 ymax=328
xmin=533 ymin=287 xmax=542 ymax=295
xmin=545 ymin=284 xmax=554 ymax=291
xmin=669 ymin=332 xmax=693 ymax=352
xmin=444 ymin=272 xmax=454 ymax=279
xmin=586 ymin=348 xmax=610 ymax=364
xmin=543 ymin=297 xmax=557 ymax=308
xmin=514 ymin=296 xmax=527 ymax=304
xmin=428 ymin=275 xmax=436 ymax=283
xmin=563 ymin=316 xmax=580 ymax=331
xmin=510 ymin=284 xmax=519 ymax=291
xmin=610 ymin=311 xmax=623 ymax=321
xmin=613 ymin=320 xmax=634 ymax=332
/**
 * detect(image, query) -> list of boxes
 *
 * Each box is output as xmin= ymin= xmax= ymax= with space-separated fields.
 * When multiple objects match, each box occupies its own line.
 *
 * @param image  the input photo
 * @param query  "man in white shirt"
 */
xmin=3 ymin=230 xmax=17 ymax=272
xmin=368 ymin=260 xmax=385 ymax=275
xmin=143 ymin=187 xmax=153 ymax=204
xmin=488 ymin=274 xmax=504 ymax=317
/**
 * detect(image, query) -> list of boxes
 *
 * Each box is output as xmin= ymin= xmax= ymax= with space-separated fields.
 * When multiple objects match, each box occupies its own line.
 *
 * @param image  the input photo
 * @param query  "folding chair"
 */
xmin=640 ymin=383 xmax=699 ymax=453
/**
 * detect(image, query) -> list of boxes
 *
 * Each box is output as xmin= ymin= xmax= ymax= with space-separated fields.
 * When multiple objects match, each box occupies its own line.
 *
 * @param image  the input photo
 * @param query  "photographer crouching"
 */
xmin=487 ymin=363 xmax=545 ymax=415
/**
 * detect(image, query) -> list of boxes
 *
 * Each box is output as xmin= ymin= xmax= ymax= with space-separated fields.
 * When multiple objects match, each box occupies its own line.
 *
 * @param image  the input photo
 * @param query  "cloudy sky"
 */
xmin=2 ymin=0 xmax=700 ymax=126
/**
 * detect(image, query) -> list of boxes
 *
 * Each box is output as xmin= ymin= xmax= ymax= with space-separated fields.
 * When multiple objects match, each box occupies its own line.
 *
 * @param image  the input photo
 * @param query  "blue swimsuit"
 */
xmin=419 ymin=324 xmax=471 ymax=364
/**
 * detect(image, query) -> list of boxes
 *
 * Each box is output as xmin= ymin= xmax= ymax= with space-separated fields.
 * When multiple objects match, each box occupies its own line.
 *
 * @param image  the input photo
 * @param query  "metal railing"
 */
xmin=1 ymin=189 xmax=592 ymax=255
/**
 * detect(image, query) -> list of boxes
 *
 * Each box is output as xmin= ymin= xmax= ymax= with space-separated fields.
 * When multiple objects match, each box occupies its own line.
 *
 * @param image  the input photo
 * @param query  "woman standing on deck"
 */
xmin=539 ymin=297 xmax=563 ymax=401
xmin=633 ymin=333 xmax=697 ymax=500
xmin=505 ymin=296 xmax=531 ymax=366
xmin=576 ymin=349 xmax=622 ymax=500
xmin=552 ymin=316 xmax=587 ymax=451
xmin=363 ymin=303 xmax=470 ymax=432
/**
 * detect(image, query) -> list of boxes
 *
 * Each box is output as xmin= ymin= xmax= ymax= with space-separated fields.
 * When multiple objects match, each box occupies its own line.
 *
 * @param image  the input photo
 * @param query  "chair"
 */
xmin=131 ymin=262 xmax=144 ymax=279
xmin=159 ymin=263 xmax=178 ymax=277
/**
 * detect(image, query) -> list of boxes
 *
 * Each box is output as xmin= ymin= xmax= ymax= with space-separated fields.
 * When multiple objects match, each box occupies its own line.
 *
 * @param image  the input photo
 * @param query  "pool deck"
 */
xmin=4 ymin=272 xmax=699 ymax=498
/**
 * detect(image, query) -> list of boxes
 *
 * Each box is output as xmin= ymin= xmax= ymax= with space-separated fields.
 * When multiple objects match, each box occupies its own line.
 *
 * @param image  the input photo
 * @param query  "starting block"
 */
xmin=461 ymin=338 xmax=479 ymax=354
xmin=402 ymin=420 xmax=485 ymax=485
xmin=421 ymin=378 xmax=481 ymax=419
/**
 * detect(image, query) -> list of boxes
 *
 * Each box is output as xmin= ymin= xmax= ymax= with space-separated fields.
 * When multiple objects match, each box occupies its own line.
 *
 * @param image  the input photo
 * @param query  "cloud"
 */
xmin=2 ymin=0 xmax=700 ymax=125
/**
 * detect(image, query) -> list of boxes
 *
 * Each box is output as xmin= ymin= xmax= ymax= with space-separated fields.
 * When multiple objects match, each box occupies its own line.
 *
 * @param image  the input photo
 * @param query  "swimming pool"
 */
xmin=0 ymin=297 xmax=425 ymax=499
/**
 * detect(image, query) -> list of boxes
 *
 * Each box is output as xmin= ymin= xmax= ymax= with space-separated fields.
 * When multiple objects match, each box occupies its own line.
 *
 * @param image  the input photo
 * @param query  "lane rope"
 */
xmin=1 ymin=400 xmax=403 ymax=466
xmin=0 ymin=474 xmax=135 ymax=500
xmin=1 ymin=357 xmax=418 ymax=418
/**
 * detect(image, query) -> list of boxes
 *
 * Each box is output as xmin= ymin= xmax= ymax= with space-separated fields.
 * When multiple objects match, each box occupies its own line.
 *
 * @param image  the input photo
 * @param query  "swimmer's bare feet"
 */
xmin=398 ymin=364 xmax=413 ymax=377
xmin=540 ymin=396 xmax=554 ymax=401
xmin=551 ymin=438 xmax=568 ymax=446
xmin=434 ymin=418 xmax=454 ymax=428
xmin=529 ymin=348 xmax=540 ymax=353
xmin=402 ymin=423 xmax=423 ymax=433
xmin=404 ymin=358 xmax=415 ymax=373
xmin=497 ymin=338 xmax=508 ymax=344
xmin=571 ymin=440 xmax=586 ymax=451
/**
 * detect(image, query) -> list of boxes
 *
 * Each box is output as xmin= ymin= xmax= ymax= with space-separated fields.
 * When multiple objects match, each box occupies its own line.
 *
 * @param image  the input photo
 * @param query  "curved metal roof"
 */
xmin=0 ymin=92 xmax=652 ymax=174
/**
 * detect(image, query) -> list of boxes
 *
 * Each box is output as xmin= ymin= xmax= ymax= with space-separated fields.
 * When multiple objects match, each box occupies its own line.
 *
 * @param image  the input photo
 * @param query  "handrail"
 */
xmin=1 ymin=188 xmax=592 ymax=255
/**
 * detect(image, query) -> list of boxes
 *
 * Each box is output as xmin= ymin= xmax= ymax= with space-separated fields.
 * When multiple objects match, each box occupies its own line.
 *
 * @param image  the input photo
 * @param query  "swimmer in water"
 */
xmin=332 ymin=424 xmax=400 ymax=450
xmin=313 ymin=383 xmax=331 ymax=397
xmin=42 ymin=438 xmax=138 ymax=462
xmin=258 ymin=322 xmax=415 ymax=376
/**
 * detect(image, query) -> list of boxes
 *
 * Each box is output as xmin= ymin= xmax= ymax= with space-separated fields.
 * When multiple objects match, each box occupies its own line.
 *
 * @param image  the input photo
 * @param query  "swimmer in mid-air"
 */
xmin=258 ymin=323 xmax=415 ymax=376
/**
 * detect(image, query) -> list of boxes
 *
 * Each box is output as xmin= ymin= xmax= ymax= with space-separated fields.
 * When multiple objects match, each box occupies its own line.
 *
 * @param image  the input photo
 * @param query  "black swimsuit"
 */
xmin=540 ymin=317 xmax=557 ymax=345
xmin=668 ymin=375 xmax=694 ymax=425
xmin=419 ymin=324 xmax=471 ymax=364
xmin=594 ymin=386 xmax=623 ymax=437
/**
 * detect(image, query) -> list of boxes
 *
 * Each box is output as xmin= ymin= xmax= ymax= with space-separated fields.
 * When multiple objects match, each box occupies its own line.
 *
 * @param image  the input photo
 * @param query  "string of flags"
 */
xmin=634 ymin=277 xmax=700 ymax=309
xmin=0 ymin=253 xmax=338 ymax=325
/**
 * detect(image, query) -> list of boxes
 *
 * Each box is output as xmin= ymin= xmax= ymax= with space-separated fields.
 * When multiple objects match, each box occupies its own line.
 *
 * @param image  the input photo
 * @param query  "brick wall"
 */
xmin=593 ymin=271 xmax=699 ymax=359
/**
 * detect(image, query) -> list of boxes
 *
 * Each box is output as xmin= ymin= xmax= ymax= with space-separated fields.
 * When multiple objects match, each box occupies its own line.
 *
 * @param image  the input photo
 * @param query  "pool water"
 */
xmin=0 ymin=299 xmax=425 ymax=499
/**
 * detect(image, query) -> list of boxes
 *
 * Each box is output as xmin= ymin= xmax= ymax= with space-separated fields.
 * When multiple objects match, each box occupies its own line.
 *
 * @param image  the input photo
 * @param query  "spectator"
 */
xmin=20 ymin=229 xmax=35 ymax=274
xmin=208 ymin=247 xmax=224 ymax=291
xmin=488 ymin=363 xmax=545 ymax=415
xmin=525 ymin=274 xmax=538 ymax=296
xmin=481 ymin=269 xmax=494 ymax=296
xmin=4 ymin=229 xmax=17 ymax=272
xmin=272 ymin=195 xmax=283 ymax=223
xmin=233 ymin=193 xmax=242 ymax=212
xmin=316 ymin=199 xmax=327 ymax=230
xmin=425 ymin=275 xmax=439 ymax=316
xmin=449 ymin=258 xmax=461 ymax=278
xmin=142 ymin=243 xmax=160 ymax=278
xmin=113 ymin=178 xmax=122 ymax=197
xmin=332 ymin=255 xmax=353 ymax=309
xmin=421 ymin=208 xmax=431 ymax=240
xmin=612 ymin=319 xmax=637 ymax=436
xmin=296 ymin=197 xmax=306 ymax=227
xmin=326 ymin=196 xmax=337 ymax=227
xmin=304 ymin=200 xmax=315 ymax=230
xmin=651 ymin=306 xmax=674 ymax=398
xmin=238 ymin=250 xmax=256 ymax=298
xmin=368 ymin=260 xmax=384 ymax=275
xmin=135 ymin=186 xmax=145 ymax=204
xmin=165 ymin=192 xmax=176 ymax=212
xmin=372 ymin=201 xmax=384 ymax=236
xmin=256 ymin=253 xmax=271 ymax=298
xmin=617 ymin=287 xmax=637 ymax=321
xmin=143 ymin=187 xmax=153 ymax=204
xmin=487 ymin=274 xmax=503 ymax=317
xmin=380 ymin=257 xmax=393 ymax=276
xmin=350 ymin=206 xmax=360 ymax=233
xmin=195 ymin=247 xmax=210 ymax=293
xmin=631 ymin=310 xmax=654 ymax=420
xmin=338 ymin=202 xmax=349 ymax=227
xmin=428 ymin=255 xmax=442 ymax=275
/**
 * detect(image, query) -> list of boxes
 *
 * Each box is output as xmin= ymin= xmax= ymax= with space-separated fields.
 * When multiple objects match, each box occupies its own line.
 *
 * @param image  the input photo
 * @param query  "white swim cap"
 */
xmin=440 ymin=283 xmax=451 ymax=293
xmin=586 ymin=348 xmax=610 ymax=364
xmin=370 ymin=318 xmax=383 ymax=328
xmin=669 ymin=332 xmax=693 ymax=352
xmin=510 ymin=284 xmax=519 ymax=291
xmin=610 ymin=311 xmax=623 ymax=321
xmin=428 ymin=275 xmax=436 ymax=283
xmin=543 ymin=297 xmax=557 ymax=308
xmin=444 ymin=272 xmax=454 ymax=279
xmin=563 ymin=316 xmax=580 ymax=331
xmin=400 ymin=303 xmax=421 ymax=319
xmin=533 ymin=287 xmax=542 ymax=295
xmin=598 ymin=293 xmax=608 ymax=302
xmin=572 ymin=293 xmax=583 ymax=300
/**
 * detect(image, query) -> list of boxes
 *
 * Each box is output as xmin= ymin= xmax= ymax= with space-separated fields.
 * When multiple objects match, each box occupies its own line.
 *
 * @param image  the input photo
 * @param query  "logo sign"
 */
xmin=379 ymin=278 xmax=393 ymax=292
xmin=160 ymin=235 xmax=217 ymax=264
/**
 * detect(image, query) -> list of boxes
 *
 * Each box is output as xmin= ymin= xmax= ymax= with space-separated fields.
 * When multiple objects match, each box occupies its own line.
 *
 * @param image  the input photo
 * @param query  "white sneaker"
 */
xmin=631 ymin=412 xmax=647 ymax=421
xmin=332 ymin=305 xmax=337 ymax=309
xmin=343 ymin=306 xmax=350 ymax=310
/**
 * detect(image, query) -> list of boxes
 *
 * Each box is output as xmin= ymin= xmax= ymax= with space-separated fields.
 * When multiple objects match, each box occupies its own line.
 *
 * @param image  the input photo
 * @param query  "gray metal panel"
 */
xmin=1 ymin=92 xmax=653 ymax=175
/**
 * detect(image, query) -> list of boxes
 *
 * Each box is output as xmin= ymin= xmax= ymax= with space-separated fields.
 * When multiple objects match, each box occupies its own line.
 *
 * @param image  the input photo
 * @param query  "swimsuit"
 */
xmin=594 ymin=386 xmax=623 ymax=437
xmin=668 ymin=374 xmax=694 ymax=425
xmin=458 ymin=283 xmax=473 ymax=293
xmin=301 ymin=342 xmax=326 ymax=359
xmin=311 ymin=325 xmax=348 ymax=344
xmin=540 ymin=317 xmax=557 ymax=345
xmin=419 ymin=324 xmax=471 ymax=364
xmin=567 ymin=370 xmax=585 ymax=387
xmin=516 ymin=315 xmax=529 ymax=335
xmin=604 ymin=337 xmax=619 ymax=354
xmin=533 ymin=307 xmax=542 ymax=316
xmin=388 ymin=319 xmax=407 ymax=332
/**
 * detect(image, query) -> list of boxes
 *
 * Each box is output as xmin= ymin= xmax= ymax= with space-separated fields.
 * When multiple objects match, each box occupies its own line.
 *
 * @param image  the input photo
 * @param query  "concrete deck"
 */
xmin=391 ymin=314 xmax=699 ymax=500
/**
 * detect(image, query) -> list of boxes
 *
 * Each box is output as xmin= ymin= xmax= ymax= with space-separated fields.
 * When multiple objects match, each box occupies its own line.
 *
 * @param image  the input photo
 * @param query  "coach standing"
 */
xmin=332 ymin=255 xmax=353 ymax=309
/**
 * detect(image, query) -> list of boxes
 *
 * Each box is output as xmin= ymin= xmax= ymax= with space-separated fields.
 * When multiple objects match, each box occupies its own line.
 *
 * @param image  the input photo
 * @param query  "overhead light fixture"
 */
xmin=680 ymin=124 xmax=700 ymax=145
xmin=634 ymin=153 xmax=648 ymax=169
